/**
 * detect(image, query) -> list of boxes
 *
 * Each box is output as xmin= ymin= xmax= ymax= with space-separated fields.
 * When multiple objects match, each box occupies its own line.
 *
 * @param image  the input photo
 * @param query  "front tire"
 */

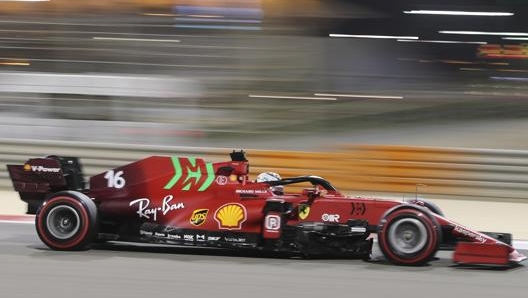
xmin=377 ymin=206 xmax=441 ymax=266
xmin=36 ymin=191 xmax=98 ymax=250
xmin=420 ymin=200 xmax=444 ymax=216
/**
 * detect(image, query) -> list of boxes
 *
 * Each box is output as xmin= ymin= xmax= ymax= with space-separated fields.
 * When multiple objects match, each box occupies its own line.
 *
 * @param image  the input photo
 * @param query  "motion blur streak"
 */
xmin=460 ymin=68 xmax=485 ymax=71
xmin=249 ymin=95 xmax=337 ymax=101
xmin=0 ymin=0 xmax=527 ymax=150
xmin=440 ymin=30 xmax=528 ymax=36
xmin=92 ymin=37 xmax=181 ymax=43
xmin=329 ymin=34 xmax=419 ymax=39
xmin=397 ymin=39 xmax=487 ymax=45
xmin=0 ymin=61 xmax=29 ymax=66
xmin=403 ymin=10 xmax=514 ymax=16
xmin=503 ymin=37 xmax=528 ymax=41
xmin=490 ymin=76 xmax=528 ymax=81
xmin=314 ymin=93 xmax=403 ymax=100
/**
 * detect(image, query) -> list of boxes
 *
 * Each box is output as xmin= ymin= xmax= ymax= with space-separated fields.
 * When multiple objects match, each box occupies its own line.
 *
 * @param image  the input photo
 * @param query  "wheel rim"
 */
xmin=387 ymin=217 xmax=427 ymax=255
xmin=46 ymin=205 xmax=81 ymax=240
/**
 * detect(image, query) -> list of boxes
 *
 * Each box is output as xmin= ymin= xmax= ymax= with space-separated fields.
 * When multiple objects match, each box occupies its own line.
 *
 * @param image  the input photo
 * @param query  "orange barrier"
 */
xmin=248 ymin=145 xmax=528 ymax=200
xmin=2 ymin=139 xmax=528 ymax=201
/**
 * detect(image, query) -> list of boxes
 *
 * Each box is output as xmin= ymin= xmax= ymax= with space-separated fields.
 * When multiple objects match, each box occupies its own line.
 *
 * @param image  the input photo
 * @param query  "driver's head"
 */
xmin=256 ymin=172 xmax=284 ymax=195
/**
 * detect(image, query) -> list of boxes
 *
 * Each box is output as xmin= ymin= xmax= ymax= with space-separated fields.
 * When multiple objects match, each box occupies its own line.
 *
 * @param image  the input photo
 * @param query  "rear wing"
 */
xmin=6 ymin=156 xmax=85 ymax=213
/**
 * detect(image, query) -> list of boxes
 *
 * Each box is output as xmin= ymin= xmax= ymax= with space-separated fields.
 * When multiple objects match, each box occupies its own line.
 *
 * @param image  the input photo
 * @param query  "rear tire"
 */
xmin=36 ymin=191 xmax=98 ymax=250
xmin=377 ymin=206 xmax=440 ymax=266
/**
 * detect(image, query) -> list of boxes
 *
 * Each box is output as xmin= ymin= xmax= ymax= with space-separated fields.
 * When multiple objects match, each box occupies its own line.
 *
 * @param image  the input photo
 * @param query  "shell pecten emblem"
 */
xmin=214 ymin=203 xmax=247 ymax=230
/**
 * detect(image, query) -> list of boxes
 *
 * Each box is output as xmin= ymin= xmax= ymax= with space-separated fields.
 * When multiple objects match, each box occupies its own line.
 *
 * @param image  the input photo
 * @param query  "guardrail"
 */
xmin=2 ymin=138 xmax=528 ymax=201
xmin=0 ymin=72 xmax=201 ymax=98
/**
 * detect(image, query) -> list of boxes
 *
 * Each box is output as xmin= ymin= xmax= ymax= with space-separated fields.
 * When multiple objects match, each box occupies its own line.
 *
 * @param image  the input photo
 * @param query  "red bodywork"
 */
xmin=7 ymin=152 xmax=527 ymax=266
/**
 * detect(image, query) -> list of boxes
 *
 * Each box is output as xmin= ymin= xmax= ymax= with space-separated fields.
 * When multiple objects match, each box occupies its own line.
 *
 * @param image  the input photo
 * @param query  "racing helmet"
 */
xmin=256 ymin=172 xmax=284 ymax=195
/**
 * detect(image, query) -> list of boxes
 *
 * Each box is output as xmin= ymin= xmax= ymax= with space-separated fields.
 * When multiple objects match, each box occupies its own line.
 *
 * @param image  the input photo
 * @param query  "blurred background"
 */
xmin=0 ymin=0 xmax=528 ymax=150
xmin=2 ymin=1 xmax=528 ymax=231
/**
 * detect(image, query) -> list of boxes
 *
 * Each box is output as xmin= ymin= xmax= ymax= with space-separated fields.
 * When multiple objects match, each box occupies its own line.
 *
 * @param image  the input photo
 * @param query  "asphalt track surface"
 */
xmin=2 ymin=222 xmax=528 ymax=298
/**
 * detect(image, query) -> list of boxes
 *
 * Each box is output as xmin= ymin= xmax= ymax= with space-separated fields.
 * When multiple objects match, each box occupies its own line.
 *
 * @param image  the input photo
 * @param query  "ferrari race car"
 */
xmin=6 ymin=150 xmax=527 ymax=266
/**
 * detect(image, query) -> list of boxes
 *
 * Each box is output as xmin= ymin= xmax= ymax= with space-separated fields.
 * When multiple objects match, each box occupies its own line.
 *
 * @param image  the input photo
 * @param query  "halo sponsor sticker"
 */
xmin=216 ymin=176 xmax=228 ymax=185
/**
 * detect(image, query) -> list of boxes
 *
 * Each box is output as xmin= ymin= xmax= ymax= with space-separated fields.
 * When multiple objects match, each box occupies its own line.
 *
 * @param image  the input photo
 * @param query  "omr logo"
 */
xmin=164 ymin=157 xmax=215 ymax=191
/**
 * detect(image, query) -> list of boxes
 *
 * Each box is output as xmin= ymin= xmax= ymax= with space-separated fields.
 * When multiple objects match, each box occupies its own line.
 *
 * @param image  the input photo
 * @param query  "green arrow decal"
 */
xmin=198 ymin=162 xmax=215 ymax=191
xmin=164 ymin=157 xmax=215 ymax=191
xmin=182 ymin=157 xmax=200 ymax=190
xmin=164 ymin=157 xmax=182 ymax=189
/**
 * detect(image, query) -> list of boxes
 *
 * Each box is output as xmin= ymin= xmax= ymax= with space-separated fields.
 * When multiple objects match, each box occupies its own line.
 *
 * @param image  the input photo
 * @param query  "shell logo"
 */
xmin=214 ymin=203 xmax=247 ymax=230
xmin=23 ymin=164 xmax=31 ymax=171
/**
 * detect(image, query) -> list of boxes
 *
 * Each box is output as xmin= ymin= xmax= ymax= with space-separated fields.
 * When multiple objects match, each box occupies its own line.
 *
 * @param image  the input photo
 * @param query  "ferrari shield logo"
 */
xmin=298 ymin=204 xmax=310 ymax=220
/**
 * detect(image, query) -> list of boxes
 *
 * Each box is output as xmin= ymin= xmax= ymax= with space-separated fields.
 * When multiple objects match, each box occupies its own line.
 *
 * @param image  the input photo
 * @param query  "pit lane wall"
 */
xmin=2 ymin=138 xmax=528 ymax=239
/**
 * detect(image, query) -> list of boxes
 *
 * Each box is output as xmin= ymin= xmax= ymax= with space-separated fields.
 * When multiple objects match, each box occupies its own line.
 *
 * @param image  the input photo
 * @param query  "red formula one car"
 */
xmin=6 ymin=150 xmax=527 ymax=266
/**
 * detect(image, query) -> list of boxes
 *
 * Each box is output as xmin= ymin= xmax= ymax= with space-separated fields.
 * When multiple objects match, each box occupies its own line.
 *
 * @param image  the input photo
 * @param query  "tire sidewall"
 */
xmin=420 ymin=200 xmax=444 ymax=216
xmin=378 ymin=207 xmax=440 ymax=265
xmin=36 ymin=191 xmax=97 ymax=250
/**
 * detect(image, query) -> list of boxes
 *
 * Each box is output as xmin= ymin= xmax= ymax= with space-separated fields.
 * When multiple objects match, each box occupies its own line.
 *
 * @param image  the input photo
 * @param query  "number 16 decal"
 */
xmin=104 ymin=170 xmax=126 ymax=188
